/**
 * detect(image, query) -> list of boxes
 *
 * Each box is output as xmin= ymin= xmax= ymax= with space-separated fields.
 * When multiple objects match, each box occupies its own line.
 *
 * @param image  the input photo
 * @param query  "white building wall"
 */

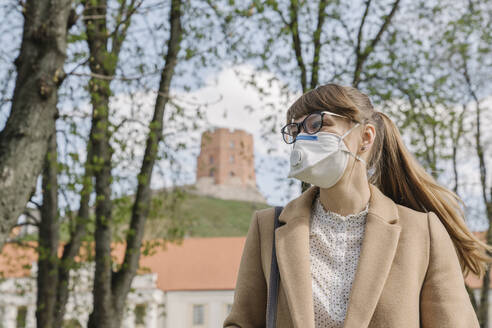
xmin=0 ymin=280 xmax=236 ymax=328
xmin=0 ymin=264 xmax=165 ymax=328
xmin=0 ymin=277 xmax=36 ymax=328
xmin=166 ymin=290 xmax=234 ymax=328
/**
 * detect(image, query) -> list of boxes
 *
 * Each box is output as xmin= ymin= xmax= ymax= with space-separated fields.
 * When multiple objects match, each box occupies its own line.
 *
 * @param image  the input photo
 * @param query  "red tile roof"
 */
xmin=0 ymin=237 xmax=246 ymax=291
xmin=0 ymin=242 xmax=37 ymax=278
xmin=137 ymin=237 xmax=245 ymax=291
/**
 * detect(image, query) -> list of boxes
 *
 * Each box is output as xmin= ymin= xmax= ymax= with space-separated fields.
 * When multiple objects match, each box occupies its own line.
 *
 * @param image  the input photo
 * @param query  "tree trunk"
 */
xmin=53 ymin=127 xmax=95 ymax=327
xmin=36 ymin=131 xmax=60 ymax=328
xmin=80 ymin=0 xmax=143 ymax=326
xmin=449 ymin=104 xmax=478 ymax=311
xmin=474 ymin=99 xmax=492 ymax=327
xmin=0 ymin=0 xmax=73 ymax=249
xmin=111 ymin=0 xmax=183 ymax=324
xmin=461 ymin=51 xmax=492 ymax=326
xmin=82 ymin=0 xmax=125 ymax=324
xmin=34 ymin=113 xmax=95 ymax=328
xmin=85 ymin=36 xmax=115 ymax=328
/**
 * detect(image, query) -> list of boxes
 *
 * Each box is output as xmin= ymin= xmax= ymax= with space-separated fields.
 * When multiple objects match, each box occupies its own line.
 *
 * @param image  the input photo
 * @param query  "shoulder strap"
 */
xmin=266 ymin=206 xmax=284 ymax=328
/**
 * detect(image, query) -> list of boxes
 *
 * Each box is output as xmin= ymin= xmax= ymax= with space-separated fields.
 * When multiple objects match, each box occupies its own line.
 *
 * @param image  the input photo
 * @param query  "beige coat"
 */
xmin=223 ymin=183 xmax=479 ymax=328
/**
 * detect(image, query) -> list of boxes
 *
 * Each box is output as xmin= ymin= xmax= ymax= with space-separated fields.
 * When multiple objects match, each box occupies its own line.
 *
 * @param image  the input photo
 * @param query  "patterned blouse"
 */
xmin=309 ymin=192 xmax=369 ymax=328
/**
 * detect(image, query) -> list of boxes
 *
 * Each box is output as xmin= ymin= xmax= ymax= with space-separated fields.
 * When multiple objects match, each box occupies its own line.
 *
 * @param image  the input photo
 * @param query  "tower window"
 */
xmin=209 ymin=168 xmax=215 ymax=177
xmin=229 ymin=155 xmax=234 ymax=163
xmin=230 ymin=171 xmax=235 ymax=177
xmin=209 ymin=155 xmax=214 ymax=164
xmin=230 ymin=141 xmax=235 ymax=148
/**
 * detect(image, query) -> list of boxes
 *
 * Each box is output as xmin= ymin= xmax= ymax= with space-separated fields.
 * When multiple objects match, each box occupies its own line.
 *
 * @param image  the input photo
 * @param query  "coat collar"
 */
xmin=275 ymin=183 xmax=402 ymax=328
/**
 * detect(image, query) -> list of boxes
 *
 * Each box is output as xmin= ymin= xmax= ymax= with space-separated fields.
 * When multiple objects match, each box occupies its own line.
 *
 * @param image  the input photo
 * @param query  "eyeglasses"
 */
xmin=281 ymin=111 xmax=354 ymax=144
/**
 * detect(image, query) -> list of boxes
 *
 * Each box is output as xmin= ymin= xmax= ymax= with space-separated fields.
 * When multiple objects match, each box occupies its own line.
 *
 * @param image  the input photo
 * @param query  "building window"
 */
xmin=230 ymin=141 xmax=235 ymax=148
xmin=192 ymin=304 xmax=205 ymax=325
xmin=16 ymin=306 xmax=27 ymax=328
xmin=226 ymin=303 xmax=233 ymax=314
xmin=62 ymin=319 xmax=82 ymax=328
xmin=209 ymin=168 xmax=215 ymax=177
xmin=230 ymin=171 xmax=235 ymax=177
xmin=209 ymin=155 xmax=214 ymax=164
xmin=229 ymin=155 xmax=234 ymax=163
xmin=134 ymin=304 xmax=146 ymax=328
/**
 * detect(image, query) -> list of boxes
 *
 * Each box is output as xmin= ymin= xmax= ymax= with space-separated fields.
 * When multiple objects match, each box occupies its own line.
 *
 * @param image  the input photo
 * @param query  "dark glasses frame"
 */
xmin=281 ymin=111 xmax=354 ymax=144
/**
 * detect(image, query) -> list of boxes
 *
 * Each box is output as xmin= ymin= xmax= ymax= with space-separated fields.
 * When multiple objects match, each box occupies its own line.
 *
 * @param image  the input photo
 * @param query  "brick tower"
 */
xmin=194 ymin=128 xmax=265 ymax=203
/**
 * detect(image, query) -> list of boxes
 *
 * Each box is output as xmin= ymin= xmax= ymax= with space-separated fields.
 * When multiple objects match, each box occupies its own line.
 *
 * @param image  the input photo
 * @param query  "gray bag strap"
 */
xmin=266 ymin=206 xmax=284 ymax=328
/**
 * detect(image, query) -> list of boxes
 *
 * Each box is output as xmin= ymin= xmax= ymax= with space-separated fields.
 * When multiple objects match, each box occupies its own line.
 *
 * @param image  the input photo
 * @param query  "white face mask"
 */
xmin=287 ymin=123 xmax=366 ymax=188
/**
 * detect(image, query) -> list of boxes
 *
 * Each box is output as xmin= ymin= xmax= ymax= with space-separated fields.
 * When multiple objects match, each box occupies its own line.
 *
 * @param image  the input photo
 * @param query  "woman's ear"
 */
xmin=360 ymin=123 xmax=376 ymax=152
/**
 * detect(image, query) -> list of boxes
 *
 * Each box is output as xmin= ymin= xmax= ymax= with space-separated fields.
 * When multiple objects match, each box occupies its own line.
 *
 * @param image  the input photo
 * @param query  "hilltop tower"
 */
xmin=194 ymin=128 xmax=265 ymax=203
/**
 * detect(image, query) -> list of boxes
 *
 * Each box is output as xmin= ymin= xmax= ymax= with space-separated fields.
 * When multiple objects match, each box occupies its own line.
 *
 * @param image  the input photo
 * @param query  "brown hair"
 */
xmin=286 ymin=83 xmax=492 ymax=278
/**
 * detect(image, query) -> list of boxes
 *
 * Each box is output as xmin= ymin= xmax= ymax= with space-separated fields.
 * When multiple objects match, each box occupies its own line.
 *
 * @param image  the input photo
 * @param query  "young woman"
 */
xmin=223 ymin=83 xmax=492 ymax=328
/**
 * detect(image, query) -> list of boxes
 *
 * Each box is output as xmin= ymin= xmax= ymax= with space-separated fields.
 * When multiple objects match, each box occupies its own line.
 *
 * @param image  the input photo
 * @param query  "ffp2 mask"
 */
xmin=287 ymin=123 xmax=366 ymax=188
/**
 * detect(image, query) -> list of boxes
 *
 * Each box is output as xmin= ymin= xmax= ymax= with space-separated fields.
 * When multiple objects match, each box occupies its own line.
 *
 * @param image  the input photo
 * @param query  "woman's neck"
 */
xmin=318 ymin=166 xmax=371 ymax=217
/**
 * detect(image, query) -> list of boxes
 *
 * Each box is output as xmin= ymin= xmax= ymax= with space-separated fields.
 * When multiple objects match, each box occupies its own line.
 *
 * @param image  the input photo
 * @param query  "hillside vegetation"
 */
xmin=144 ymin=190 xmax=271 ymax=239
xmin=47 ymin=188 xmax=271 ymax=244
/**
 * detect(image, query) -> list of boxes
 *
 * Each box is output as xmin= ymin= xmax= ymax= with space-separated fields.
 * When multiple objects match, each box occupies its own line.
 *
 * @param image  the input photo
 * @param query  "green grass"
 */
xmin=180 ymin=193 xmax=270 ymax=237
xmin=37 ymin=188 xmax=270 ymax=245
xmin=144 ymin=190 xmax=270 ymax=238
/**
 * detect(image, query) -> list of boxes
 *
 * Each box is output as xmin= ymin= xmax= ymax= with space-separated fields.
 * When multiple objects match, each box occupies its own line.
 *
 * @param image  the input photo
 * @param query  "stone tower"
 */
xmin=194 ymin=127 xmax=265 ymax=203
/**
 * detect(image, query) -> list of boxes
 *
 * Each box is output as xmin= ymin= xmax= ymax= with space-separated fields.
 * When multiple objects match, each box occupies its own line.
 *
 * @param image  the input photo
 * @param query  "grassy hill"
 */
xmin=19 ymin=188 xmax=271 ymax=244
xmin=143 ymin=190 xmax=271 ymax=239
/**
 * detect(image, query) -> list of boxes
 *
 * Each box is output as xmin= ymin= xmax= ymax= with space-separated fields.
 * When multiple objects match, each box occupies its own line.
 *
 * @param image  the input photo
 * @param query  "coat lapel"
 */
xmin=275 ymin=183 xmax=401 ymax=328
xmin=275 ymin=186 xmax=318 ymax=328
xmin=342 ymin=184 xmax=401 ymax=327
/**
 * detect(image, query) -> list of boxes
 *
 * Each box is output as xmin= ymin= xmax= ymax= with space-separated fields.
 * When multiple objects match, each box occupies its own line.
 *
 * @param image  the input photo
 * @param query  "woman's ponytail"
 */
xmin=373 ymin=111 xmax=492 ymax=279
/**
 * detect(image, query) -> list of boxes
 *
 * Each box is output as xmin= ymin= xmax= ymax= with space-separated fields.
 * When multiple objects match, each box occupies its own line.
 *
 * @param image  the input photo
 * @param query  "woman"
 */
xmin=223 ymin=84 xmax=492 ymax=328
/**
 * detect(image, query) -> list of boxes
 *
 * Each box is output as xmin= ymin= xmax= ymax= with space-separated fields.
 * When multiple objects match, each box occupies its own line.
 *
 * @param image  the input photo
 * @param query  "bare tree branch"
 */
xmin=289 ymin=0 xmax=308 ymax=92
xmin=310 ymin=0 xmax=329 ymax=89
xmin=353 ymin=0 xmax=401 ymax=87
